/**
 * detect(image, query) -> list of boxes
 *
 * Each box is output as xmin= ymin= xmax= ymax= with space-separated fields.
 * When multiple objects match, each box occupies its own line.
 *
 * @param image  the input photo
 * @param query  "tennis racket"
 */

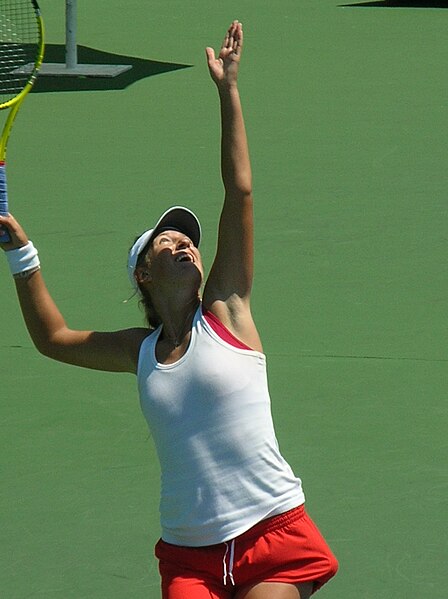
xmin=0 ymin=0 xmax=44 ymax=243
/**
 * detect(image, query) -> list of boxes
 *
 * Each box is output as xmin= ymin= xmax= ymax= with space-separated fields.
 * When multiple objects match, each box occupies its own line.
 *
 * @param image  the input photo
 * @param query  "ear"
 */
xmin=134 ymin=267 xmax=152 ymax=285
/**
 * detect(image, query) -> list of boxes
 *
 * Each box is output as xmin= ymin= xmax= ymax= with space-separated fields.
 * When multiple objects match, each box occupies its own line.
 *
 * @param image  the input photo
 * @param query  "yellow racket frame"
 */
xmin=0 ymin=5 xmax=45 ymax=161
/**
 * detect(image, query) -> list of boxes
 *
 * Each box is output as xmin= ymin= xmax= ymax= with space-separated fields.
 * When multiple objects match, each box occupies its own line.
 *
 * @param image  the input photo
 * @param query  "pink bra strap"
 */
xmin=203 ymin=309 xmax=252 ymax=351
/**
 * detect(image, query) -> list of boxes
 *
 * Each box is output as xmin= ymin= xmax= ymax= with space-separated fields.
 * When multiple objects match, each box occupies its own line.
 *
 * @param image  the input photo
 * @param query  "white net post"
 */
xmin=65 ymin=0 xmax=78 ymax=69
xmin=40 ymin=0 xmax=132 ymax=77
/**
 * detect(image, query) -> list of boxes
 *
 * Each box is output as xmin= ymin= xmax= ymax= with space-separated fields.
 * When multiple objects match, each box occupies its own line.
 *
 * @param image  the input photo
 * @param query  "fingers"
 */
xmin=205 ymin=46 xmax=216 ymax=65
xmin=0 ymin=214 xmax=12 ymax=244
xmin=236 ymin=22 xmax=243 ymax=56
xmin=223 ymin=20 xmax=243 ymax=56
xmin=0 ymin=213 xmax=29 ymax=250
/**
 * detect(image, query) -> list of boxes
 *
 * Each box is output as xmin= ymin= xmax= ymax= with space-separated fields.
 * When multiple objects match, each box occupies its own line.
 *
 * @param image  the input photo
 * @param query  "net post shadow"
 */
xmin=32 ymin=45 xmax=192 ymax=93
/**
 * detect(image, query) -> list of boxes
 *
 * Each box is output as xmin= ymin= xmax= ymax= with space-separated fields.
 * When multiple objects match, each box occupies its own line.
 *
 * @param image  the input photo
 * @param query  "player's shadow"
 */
xmin=32 ymin=44 xmax=191 ymax=93
xmin=340 ymin=1 xmax=448 ymax=6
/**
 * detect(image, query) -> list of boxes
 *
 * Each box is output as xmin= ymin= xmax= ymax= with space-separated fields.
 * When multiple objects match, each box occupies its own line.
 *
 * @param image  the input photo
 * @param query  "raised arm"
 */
xmin=0 ymin=214 xmax=147 ymax=373
xmin=203 ymin=21 xmax=261 ymax=351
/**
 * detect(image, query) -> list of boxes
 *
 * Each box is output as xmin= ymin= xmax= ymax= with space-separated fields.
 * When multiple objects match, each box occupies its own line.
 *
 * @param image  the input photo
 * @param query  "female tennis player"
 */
xmin=1 ymin=21 xmax=337 ymax=599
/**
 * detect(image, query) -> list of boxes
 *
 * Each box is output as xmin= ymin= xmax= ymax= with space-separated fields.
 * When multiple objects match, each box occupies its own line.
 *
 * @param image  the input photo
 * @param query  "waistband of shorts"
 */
xmin=235 ymin=503 xmax=306 ymax=542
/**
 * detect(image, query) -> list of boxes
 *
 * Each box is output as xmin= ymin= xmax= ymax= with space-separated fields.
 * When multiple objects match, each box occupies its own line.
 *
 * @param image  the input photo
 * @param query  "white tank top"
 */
xmin=137 ymin=305 xmax=305 ymax=547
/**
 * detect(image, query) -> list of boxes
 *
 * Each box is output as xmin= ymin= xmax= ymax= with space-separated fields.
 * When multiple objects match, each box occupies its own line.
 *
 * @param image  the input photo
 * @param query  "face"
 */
xmin=138 ymin=230 xmax=203 ymax=290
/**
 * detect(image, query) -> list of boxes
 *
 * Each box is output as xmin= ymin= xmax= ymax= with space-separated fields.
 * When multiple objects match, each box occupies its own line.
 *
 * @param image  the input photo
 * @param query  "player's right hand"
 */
xmin=0 ymin=214 xmax=30 ymax=251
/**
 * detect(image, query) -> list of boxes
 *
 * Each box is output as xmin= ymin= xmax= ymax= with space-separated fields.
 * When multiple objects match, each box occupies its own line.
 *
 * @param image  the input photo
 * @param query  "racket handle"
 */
xmin=0 ymin=162 xmax=11 ymax=243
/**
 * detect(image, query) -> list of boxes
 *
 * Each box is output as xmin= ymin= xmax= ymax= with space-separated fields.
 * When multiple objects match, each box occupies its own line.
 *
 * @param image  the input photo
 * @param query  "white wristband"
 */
xmin=5 ymin=241 xmax=40 ymax=276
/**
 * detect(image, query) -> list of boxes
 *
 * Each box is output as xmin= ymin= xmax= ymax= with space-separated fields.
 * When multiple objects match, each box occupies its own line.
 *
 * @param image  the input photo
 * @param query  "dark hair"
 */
xmin=132 ymin=235 xmax=161 ymax=330
xmin=138 ymin=285 xmax=162 ymax=330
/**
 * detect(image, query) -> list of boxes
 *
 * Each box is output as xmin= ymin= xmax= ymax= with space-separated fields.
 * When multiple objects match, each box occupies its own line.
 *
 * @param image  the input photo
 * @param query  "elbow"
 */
xmin=224 ymin=180 xmax=253 ymax=201
xmin=35 ymin=342 xmax=71 ymax=365
xmin=237 ymin=183 xmax=253 ymax=198
xmin=223 ymin=169 xmax=252 ymax=198
xmin=32 ymin=332 xmax=65 ymax=361
xmin=34 ymin=339 xmax=57 ymax=359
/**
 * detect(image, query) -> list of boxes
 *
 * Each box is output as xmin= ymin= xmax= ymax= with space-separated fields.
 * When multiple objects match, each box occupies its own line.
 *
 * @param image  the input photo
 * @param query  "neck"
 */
xmin=155 ymin=295 xmax=200 ymax=348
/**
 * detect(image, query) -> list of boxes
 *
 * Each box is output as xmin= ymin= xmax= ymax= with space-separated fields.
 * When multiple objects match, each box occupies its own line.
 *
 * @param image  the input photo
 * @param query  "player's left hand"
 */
xmin=206 ymin=20 xmax=243 ymax=88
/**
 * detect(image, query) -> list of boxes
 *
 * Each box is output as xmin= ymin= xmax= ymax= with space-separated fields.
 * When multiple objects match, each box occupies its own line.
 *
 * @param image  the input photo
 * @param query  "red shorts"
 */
xmin=155 ymin=504 xmax=338 ymax=598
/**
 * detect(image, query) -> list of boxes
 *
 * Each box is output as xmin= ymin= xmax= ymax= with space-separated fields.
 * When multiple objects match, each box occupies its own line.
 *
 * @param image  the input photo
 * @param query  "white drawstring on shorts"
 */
xmin=223 ymin=539 xmax=235 ymax=586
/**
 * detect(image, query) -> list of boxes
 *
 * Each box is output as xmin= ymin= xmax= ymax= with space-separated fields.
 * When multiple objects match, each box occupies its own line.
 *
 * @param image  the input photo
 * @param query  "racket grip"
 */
xmin=0 ymin=162 xmax=11 ymax=243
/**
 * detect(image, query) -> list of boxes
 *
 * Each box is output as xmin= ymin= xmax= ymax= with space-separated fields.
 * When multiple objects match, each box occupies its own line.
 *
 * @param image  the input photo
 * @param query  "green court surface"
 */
xmin=1 ymin=1 xmax=447 ymax=597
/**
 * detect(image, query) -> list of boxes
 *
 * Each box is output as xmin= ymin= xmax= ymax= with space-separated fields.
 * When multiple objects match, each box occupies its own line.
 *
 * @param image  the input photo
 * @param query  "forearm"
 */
xmin=14 ymin=270 xmax=70 ymax=355
xmin=218 ymin=84 xmax=252 ymax=197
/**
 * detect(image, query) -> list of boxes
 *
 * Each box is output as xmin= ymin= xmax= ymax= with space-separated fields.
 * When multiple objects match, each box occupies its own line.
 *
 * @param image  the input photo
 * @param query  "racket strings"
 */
xmin=0 ymin=0 xmax=40 ymax=103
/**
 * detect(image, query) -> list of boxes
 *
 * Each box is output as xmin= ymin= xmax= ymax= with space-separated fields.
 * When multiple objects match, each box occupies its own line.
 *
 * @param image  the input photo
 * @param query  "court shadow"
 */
xmin=32 ymin=44 xmax=191 ymax=93
xmin=340 ymin=1 xmax=448 ymax=6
